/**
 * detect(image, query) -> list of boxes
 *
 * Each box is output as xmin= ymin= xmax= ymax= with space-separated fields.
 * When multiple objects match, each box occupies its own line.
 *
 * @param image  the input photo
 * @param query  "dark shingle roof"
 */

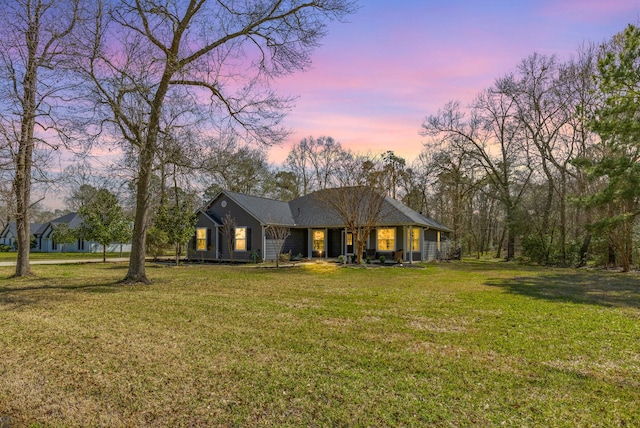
xmin=222 ymin=191 xmax=296 ymax=226
xmin=288 ymin=188 xmax=451 ymax=231
xmin=288 ymin=192 xmax=343 ymax=227
xmin=205 ymin=188 xmax=450 ymax=232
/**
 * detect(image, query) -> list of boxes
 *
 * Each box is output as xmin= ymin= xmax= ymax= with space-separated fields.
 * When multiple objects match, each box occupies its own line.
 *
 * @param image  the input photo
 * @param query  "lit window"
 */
xmin=235 ymin=227 xmax=247 ymax=251
xmin=377 ymin=228 xmax=395 ymax=251
xmin=407 ymin=228 xmax=420 ymax=251
xmin=313 ymin=229 xmax=325 ymax=251
xmin=196 ymin=228 xmax=207 ymax=251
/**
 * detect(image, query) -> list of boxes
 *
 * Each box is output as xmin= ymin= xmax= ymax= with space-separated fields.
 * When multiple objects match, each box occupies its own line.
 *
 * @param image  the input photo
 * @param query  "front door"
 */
xmin=342 ymin=231 xmax=354 ymax=256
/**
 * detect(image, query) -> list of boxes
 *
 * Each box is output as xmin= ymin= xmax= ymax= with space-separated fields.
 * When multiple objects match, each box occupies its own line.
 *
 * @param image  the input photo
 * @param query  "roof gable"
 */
xmin=205 ymin=190 xmax=295 ymax=226
xmin=1 ymin=222 xmax=44 ymax=237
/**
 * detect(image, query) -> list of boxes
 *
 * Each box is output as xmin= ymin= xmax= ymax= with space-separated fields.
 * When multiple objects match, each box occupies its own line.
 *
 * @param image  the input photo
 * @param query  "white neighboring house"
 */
xmin=0 ymin=212 xmax=132 ymax=253
xmin=0 ymin=222 xmax=42 ymax=249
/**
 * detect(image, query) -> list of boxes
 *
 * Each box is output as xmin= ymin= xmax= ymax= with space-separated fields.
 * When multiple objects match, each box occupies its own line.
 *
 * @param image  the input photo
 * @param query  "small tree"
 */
xmin=265 ymin=224 xmax=291 ymax=268
xmin=146 ymin=226 xmax=169 ymax=261
xmin=222 ymin=213 xmax=237 ymax=261
xmin=78 ymin=189 xmax=131 ymax=262
xmin=51 ymin=223 xmax=76 ymax=253
xmin=155 ymin=203 xmax=197 ymax=266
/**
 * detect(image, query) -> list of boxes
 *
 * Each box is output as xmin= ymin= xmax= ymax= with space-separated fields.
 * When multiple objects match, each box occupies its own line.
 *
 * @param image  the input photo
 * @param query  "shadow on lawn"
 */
xmin=485 ymin=270 xmax=640 ymax=308
xmin=0 ymin=280 xmax=123 ymax=309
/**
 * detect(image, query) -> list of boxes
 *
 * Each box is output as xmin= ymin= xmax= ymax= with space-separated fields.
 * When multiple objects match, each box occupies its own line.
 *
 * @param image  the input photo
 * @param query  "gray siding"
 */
xmin=208 ymin=196 xmax=261 ymax=261
xmin=283 ymin=229 xmax=307 ymax=258
xmin=328 ymin=229 xmax=342 ymax=257
xmin=193 ymin=215 xmax=218 ymax=260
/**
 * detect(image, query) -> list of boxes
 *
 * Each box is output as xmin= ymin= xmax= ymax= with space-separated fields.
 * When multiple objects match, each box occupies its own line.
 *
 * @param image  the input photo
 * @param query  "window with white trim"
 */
xmin=196 ymin=228 xmax=207 ymax=251
xmin=407 ymin=228 xmax=420 ymax=251
xmin=235 ymin=227 xmax=247 ymax=251
xmin=377 ymin=228 xmax=395 ymax=251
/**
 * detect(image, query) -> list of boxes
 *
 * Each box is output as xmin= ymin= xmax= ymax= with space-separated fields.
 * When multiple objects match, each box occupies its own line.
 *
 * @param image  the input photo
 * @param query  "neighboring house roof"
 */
xmin=1 ymin=222 xmax=44 ymax=237
xmin=206 ymin=188 xmax=451 ymax=232
xmin=34 ymin=212 xmax=82 ymax=237
xmin=51 ymin=212 xmax=84 ymax=229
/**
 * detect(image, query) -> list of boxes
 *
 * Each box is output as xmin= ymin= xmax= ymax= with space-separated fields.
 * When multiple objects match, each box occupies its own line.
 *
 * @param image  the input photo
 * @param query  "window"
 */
xmin=377 ymin=228 xmax=395 ymax=251
xmin=313 ymin=229 xmax=325 ymax=252
xmin=235 ymin=227 xmax=247 ymax=251
xmin=196 ymin=228 xmax=207 ymax=251
xmin=407 ymin=227 xmax=420 ymax=251
xmin=346 ymin=232 xmax=353 ymax=246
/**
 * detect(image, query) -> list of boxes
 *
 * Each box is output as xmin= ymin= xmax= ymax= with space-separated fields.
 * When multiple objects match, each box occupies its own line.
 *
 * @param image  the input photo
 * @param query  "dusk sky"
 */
xmin=269 ymin=0 xmax=640 ymax=164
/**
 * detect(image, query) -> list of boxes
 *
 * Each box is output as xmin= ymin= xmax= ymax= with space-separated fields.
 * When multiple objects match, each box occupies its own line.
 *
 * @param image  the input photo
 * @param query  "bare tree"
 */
xmin=200 ymin=137 xmax=272 ymax=196
xmin=221 ymin=212 xmax=236 ymax=262
xmin=422 ymin=93 xmax=533 ymax=261
xmin=75 ymin=0 xmax=356 ymax=283
xmin=317 ymin=186 xmax=386 ymax=264
xmin=0 ymin=0 xmax=82 ymax=276
xmin=265 ymin=224 xmax=291 ymax=267
xmin=285 ymin=136 xmax=354 ymax=195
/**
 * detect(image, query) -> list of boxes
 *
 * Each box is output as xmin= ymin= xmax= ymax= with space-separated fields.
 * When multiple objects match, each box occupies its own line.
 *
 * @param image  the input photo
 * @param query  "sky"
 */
xmin=268 ymin=0 xmax=640 ymax=164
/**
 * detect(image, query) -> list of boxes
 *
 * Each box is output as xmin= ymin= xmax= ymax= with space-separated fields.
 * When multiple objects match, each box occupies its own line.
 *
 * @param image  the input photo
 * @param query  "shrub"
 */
xmin=378 ymin=255 xmax=386 ymax=264
xmin=278 ymin=251 xmax=291 ymax=263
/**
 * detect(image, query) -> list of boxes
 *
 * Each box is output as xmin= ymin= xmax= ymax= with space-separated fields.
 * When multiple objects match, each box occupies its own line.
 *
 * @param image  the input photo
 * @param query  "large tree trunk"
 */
xmin=14 ymin=25 xmax=38 ymax=277
xmin=14 ymin=141 xmax=33 ymax=277
xmin=124 ymin=146 xmax=153 ymax=283
xmin=123 ymin=62 xmax=173 ymax=283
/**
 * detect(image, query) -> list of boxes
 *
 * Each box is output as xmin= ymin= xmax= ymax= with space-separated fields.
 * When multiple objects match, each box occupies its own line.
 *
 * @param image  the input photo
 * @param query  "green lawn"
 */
xmin=0 ymin=261 xmax=638 ymax=426
xmin=0 ymin=251 xmax=130 ymax=261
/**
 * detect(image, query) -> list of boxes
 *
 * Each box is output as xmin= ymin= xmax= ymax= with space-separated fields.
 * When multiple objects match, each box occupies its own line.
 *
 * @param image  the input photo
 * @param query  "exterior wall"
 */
xmin=0 ymin=234 xmax=14 ymax=248
xmin=423 ymin=228 xmax=447 ymax=261
xmin=328 ymin=229 xmax=342 ymax=258
xmin=193 ymin=215 xmax=218 ymax=260
xmin=283 ymin=228 xmax=307 ymax=258
xmin=206 ymin=196 xmax=262 ymax=261
xmin=37 ymin=237 xmax=130 ymax=253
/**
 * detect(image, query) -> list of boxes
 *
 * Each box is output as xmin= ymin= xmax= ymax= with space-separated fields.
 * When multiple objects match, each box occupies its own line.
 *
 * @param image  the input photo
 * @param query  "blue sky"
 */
xmin=270 ymin=0 xmax=640 ymax=163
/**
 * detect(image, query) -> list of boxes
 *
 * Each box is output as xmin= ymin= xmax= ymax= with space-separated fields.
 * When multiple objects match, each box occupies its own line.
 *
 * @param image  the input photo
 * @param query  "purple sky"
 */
xmin=270 ymin=0 xmax=640 ymax=164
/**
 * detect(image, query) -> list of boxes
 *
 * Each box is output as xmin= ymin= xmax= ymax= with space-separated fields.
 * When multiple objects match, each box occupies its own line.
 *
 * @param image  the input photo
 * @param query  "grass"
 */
xmin=0 ymin=260 xmax=639 ymax=426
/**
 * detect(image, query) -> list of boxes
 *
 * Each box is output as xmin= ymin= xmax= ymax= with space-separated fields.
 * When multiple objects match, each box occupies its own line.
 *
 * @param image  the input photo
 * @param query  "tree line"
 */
xmin=1 ymin=0 xmax=638 ymax=278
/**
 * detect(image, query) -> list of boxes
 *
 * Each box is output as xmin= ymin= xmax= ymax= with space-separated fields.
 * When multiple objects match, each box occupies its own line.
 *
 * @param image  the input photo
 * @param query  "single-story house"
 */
xmin=0 ymin=222 xmax=42 ymax=249
xmin=0 ymin=212 xmax=132 ymax=253
xmin=192 ymin=188 xmax=452 ymax=263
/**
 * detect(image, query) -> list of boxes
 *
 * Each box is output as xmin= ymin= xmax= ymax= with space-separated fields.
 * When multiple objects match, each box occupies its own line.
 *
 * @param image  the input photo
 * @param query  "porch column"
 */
xmin=344 ymin=228 xmax=348 ymax=263
xmin=324 ymin=228 xmax=328 ymax=258
xmin=409 ymin=226 xmax=413 ymax=264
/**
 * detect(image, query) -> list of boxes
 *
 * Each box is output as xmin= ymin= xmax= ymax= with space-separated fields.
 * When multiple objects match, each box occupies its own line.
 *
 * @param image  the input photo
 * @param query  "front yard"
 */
xmin=0 ymin=261 xmax=638 ymax=426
